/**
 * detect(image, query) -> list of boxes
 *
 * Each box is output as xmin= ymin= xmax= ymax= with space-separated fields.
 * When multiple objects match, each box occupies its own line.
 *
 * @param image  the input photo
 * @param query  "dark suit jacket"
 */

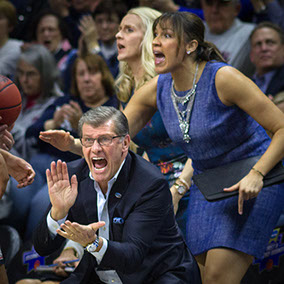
xmin=266 ymin=65 xmax=284 ymax=97
xmin=33 ymin=151 xmax=201 ymax=284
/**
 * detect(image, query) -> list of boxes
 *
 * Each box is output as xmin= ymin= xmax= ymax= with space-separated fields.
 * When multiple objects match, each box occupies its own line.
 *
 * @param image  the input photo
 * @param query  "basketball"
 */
xmin=0 ymin=75 xmax=22 ymax=126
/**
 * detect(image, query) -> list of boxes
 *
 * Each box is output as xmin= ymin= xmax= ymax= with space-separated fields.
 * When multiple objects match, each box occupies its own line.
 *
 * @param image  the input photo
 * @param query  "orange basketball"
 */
xmin=0 ymin=75 xmax=22 ymax=126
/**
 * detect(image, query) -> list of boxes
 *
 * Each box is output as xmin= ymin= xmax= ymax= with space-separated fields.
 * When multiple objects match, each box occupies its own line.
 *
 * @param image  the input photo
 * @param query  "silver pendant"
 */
xmin=179 ymin=121 xmax=188 ymax=134
xmin=183 ymin=134 xmax=191 ymax=143
xmin=180 ymin=122 xmax=191 ymax=142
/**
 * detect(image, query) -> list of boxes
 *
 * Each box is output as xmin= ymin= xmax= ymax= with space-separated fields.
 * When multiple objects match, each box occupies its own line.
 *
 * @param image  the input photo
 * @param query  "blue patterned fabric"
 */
xmin=133 ymin=110 xmax=187 ymax=183
xmin=156 ymin=61 xmax=284 ymax=258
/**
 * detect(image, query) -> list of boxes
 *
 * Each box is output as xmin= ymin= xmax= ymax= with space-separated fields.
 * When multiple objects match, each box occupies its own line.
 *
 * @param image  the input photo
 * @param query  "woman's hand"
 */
xmin=224 ymin=169 xmax=264 ymax=215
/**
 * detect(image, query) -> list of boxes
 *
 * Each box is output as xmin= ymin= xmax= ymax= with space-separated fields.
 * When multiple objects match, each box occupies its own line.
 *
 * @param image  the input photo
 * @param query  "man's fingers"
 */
xmin=89 ymin=221 xmax=106 ymax=231
xmin=46 ymin=169 xmax=53 ymax=189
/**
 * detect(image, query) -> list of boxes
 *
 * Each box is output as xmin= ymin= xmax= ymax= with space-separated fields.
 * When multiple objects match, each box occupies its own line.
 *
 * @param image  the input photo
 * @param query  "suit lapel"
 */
xmin=81 ymin=177 xmax=98 ymax=223
xmin=108 ymin=153 xmax=132 ymax=237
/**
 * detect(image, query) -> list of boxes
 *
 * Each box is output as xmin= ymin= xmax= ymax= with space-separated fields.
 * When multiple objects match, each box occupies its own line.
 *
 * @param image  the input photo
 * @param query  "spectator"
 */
xmin=11 ymin=44 xmax=61 ymax=161
xmin=201 ymin=0 xmax=255 ymax=76
xmin=0 ymin=0 xmax=23 ymax=79
xmin=78 ymin=1 xmax=127 ymax=79
xmin=48 ymin=0 xmax=93 ymax=48
xmin=7 ymin=44 xmax=61 ymax=237
xmin=29 ymin=9 xmax=77 ymax=93
xmin=33 ymin=107 xmax=201 ymax=284
xmin=249 ymin=21 xmax=284 ymax=97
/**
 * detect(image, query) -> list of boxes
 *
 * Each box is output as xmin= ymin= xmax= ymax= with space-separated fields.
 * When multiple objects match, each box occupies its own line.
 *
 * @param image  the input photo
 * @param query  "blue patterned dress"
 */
xmin=156 ymin=61 xmax=284 ymax=258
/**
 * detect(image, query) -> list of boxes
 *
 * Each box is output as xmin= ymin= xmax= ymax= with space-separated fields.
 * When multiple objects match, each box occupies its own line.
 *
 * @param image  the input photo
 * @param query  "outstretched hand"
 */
xmin=223 ymin=170 xmax=263 ymax=215
xmin=47 ymin=160 xmax=78 ymax=220
xmin=57 ymin=220 xmax=105 ymax=247
xmin=39 ymin=130 xmax=75 ymax=152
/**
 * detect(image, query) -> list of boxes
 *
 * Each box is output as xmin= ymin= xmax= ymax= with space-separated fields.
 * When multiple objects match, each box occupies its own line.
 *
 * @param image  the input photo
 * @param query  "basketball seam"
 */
xmin=0 ymin=82 xmax=13 ymax=93
xmin=0 ymin=102 xmax=21 ymax=110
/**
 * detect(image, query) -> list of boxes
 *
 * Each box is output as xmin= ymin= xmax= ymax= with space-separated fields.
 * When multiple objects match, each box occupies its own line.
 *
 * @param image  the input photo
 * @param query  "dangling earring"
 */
xmin=187 ymin=50 xmax=191 ymax=55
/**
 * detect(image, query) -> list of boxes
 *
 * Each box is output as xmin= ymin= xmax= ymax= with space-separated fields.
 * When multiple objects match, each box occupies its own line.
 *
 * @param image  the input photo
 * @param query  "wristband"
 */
xmin=252 ymin=167 xmax=265 ymax=178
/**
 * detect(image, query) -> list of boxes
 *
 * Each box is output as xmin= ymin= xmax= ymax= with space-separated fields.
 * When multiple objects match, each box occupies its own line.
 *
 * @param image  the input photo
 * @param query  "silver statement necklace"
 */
xmin=171 ymin=62 xmax=199 ymax=143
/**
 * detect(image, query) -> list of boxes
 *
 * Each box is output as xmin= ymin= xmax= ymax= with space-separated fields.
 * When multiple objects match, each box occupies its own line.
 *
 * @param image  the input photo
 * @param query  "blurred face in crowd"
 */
xmin=201 ymin=0 xmax=240 ymax=34
xmin=95 ymin=13 xmax=120 ymax=44
xmin=75 ymin=59 xmax=106 ymax=106
xmin=250 ymin=27 xmax=284 ymax=75
xmin=36 ymin=15 xmax=62 ymax=53
xmin=116 ymin=13 xmax=145 ymax=64
xmin=17 ymin=60 xmax=41 ymax=96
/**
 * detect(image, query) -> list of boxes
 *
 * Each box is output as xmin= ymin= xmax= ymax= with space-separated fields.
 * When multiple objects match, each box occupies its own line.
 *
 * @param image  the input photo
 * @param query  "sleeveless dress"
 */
xmin=156 ymin=61 xmax=284 ymax=258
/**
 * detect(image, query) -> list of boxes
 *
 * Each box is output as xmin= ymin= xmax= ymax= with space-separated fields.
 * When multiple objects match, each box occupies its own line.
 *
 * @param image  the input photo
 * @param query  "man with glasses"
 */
xmin=33 ymin=107 xmax=201 ymax=284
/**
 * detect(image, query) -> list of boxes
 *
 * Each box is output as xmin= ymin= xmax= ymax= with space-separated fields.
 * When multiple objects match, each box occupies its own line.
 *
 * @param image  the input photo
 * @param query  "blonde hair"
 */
xmin=115 ymin=7 xmax=161 ymax=103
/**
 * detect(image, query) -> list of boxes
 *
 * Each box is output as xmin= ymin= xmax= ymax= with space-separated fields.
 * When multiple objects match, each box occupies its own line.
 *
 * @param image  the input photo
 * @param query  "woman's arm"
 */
xmin=216 ymin=66 xmax=284 ymax=214
xmin=170 ymin=158 xmax=193 ymax=214
xmin=123 ymin=76 xmax=158 ymax=138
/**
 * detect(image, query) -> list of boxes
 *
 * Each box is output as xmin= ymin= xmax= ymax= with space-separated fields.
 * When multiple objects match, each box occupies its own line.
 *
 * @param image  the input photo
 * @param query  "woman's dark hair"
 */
xmin=28 ymin=8 xmax=71 ymax=42
xmin=153 ymin=12 xmax=225 ymax=63
xmin=71 ymin=53 xmax=115 ymax=98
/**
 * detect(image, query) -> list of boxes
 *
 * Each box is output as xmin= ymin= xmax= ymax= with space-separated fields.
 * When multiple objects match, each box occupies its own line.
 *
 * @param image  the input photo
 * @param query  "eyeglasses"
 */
xmin=16 ymin=69 xmax=40 ymax=79
xmin=80 ymin=135 xmax=125 ymax=147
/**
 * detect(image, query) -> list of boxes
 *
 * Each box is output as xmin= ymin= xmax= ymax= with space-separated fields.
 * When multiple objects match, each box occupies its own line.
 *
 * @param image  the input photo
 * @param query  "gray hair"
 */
xmin=250 ymin=21 xmax=284 ymax=44
xmin=78 ymin=106 xmax=129 ymax=137
xmin=16 ymin=44 xmax=61 ymax=98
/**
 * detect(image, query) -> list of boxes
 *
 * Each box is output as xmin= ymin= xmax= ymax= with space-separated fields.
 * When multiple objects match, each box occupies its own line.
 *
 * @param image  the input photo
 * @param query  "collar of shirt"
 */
xmin=253 ymin=70 xmax=276 ymax=94
xmin=89 ymin=158 xmax=126 ymax=200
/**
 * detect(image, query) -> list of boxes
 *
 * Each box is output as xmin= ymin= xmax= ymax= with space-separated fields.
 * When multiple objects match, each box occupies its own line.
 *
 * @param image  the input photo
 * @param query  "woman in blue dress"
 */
xmin=122 ymin=12 xmax=284 ymax=284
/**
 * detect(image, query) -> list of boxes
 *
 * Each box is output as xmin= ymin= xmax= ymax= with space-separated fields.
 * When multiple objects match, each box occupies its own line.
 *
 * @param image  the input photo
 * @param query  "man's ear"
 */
xmin=122 ymin=134 xmax=131 ymax=152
